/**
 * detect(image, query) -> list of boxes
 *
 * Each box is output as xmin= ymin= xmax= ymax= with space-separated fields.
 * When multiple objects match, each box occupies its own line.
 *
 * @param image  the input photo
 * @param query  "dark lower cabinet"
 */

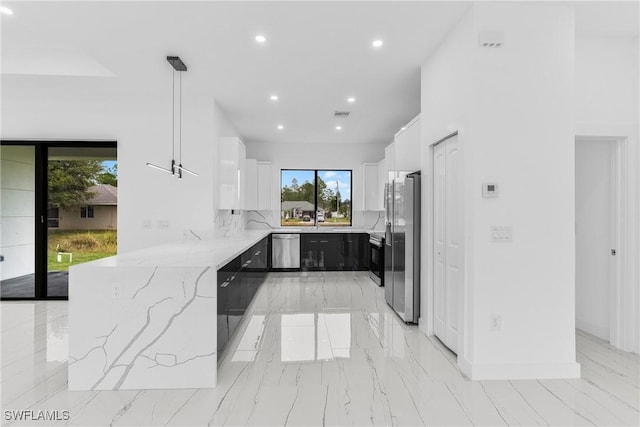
xmin=218 ymin=233 xmax=369 ymax=355
xmin=217 ymin=256 xmax=240 ymax=354
xmin=301 ymin=233 xmax=369 ymax=271
xmin=301 ymin=234 xmax=340 ymax=270
xmin=217 ymin=236 xmax=270 ymax=356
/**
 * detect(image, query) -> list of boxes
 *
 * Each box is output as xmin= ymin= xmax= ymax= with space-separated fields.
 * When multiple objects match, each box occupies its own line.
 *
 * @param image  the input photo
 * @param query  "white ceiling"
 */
xmin=1 ymin=1 xmax=638 ymax=146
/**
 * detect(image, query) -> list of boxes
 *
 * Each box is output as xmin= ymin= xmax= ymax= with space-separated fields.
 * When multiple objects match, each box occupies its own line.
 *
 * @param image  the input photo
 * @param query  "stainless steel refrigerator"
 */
xmin=384 ymin=171 xmax=420 ymax=323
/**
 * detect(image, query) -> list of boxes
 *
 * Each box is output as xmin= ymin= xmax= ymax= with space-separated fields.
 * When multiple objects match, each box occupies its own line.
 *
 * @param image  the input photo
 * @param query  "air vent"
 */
xmin=334 ymin=111 xmax=350 ymax=118
xmin=478 ymin=30 xmax=505 ymax=48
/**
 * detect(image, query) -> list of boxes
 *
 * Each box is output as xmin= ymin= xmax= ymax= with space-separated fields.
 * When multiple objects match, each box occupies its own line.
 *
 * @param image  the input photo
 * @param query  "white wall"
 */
xmin=1 ymin=77 xmax=238 ymax=252
xmin=575 ymin=141 xmax=612 ymax=341
xmin=421 ymin=3 xmax=579 ymax=379
xmin=0 ymin=146 xmax=35 ymax=280
xmin=576 ymin=36 xmax=639 ymax=125
xmin=575 ymin=36 xmax=640 ymax=354
xmin=245 ymin=142 xmax=386 ymax=228
xmin=418 ymin=5 xmax=474 ymax=351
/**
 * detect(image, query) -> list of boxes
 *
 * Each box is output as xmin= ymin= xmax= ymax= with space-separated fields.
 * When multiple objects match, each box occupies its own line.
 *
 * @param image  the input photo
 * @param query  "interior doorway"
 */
xmin=574 ymin=133 xmax=637 ymax=353
xmin=575 ymin=138 xmax=617 ymax=342
xmin=0 ymin=141 xmax=117 ymax=300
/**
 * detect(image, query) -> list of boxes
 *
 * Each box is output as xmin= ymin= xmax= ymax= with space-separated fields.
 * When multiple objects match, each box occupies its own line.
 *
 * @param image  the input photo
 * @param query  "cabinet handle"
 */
xmin=221 ymin=281 xmax=230 ymax=288
xmin=320 ymin=240 xmax=328 ymax=243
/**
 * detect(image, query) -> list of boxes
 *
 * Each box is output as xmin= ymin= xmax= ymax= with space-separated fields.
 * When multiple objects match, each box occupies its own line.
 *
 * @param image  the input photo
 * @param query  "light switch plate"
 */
xmin=491 ymin=226 xmax=513 ymax=243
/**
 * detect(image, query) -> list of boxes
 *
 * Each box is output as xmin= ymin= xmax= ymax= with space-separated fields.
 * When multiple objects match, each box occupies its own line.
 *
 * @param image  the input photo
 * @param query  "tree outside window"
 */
xmin=281 ymin=170 xmax=352 ymax=227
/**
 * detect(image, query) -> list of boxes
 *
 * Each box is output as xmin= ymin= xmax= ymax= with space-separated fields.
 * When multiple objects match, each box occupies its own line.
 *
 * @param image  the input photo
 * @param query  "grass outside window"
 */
xmin=48 ymin=230 xmax=116 ymax=271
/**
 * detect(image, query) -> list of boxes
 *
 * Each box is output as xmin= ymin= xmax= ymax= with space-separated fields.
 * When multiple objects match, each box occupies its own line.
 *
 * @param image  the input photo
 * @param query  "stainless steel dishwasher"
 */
xmin=272 ymin=234 xmax=301 ymax=269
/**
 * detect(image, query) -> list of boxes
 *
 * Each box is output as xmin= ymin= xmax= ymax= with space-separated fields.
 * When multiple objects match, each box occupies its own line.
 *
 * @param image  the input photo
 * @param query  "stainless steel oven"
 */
xmin=369 ymin=233 xmax=384 ymax=286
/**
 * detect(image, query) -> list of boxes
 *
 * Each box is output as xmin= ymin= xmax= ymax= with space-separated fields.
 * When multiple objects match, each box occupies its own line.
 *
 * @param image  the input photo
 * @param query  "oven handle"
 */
xmin=369 ymin=238 xmax=383 ymax=247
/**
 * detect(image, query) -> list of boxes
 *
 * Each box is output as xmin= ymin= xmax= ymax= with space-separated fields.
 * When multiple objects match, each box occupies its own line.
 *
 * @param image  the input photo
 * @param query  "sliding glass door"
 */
xmin=0 ymin=141 xmax=117 ymax=300
xmin=0 ymin=145 xmax=36 ymax=298
xmin=46 ymin=146 xmax=117 ymax=298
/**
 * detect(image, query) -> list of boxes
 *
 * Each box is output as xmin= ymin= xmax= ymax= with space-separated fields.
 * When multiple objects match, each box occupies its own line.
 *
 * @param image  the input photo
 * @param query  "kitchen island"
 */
xmin=68 ymin=230 xmax=270 ymax=391
xmin=68 ymin=227 xmax=382 ymax=391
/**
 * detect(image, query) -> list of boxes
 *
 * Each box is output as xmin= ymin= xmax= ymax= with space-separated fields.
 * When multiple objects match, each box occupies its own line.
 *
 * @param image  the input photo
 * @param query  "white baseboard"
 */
xmin=460 ymin=360 xmax=581 ymax=380
xmin=576 ymin=317 xmax=610 ymax=342
xmin=418 ymin=317 xmax=430 ymax=337
xmin=457 ymin=356 xmax=473 ymax=379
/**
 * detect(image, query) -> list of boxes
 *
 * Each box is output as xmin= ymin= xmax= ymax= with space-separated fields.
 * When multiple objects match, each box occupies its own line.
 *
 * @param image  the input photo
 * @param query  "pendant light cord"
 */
xmin=172 ymin=69 xmax=175 ymax=162
xmin=179 ymin=71 xmax=182 ymax=164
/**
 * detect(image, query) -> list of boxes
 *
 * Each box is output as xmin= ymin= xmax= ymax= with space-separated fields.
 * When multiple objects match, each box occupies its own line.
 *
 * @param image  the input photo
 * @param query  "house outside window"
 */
xmin=80 ymin=206 xmax=94 ymax=219
xmin=281 ymin=169 xmax=352 ymax=227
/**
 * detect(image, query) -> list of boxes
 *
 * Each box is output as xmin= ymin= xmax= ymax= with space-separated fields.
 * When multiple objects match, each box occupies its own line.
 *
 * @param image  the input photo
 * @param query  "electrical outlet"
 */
xmin=143 ymin=219 xmax=152 ymax=229
xmin=112 ymin=283 xmax=121 ymax=299
xmin=490 ymin=226 xmax=513 ymax=243
xmin=490 ymin=315 xmax=501 ymax=331
xmin=158 ymin=220 xmax=170 ymax=229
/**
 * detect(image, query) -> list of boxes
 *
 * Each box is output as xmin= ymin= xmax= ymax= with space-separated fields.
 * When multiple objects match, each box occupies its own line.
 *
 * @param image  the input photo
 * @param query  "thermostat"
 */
xmin=482 ymin=183 xmax=499 ymax=198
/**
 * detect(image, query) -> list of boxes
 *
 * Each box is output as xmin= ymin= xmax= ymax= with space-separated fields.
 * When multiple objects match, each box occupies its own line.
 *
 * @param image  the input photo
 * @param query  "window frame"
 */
xmin=280 ymin=169 xmax=353 ymax=227
xmin=80 ymin=205 xmax=94 ymax=219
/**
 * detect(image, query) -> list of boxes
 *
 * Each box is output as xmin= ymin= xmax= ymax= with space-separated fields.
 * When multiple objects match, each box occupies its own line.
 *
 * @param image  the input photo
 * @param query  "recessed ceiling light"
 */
xmin=347 ymin=97 xmax=356 ymax=103
xmin=277 ymin=125 xmax=284 ymax=130
xmin=372 ymin=40 xmax=383 ymax=48
xmin=401 ymin=127 xmax=406 ymax=131
xmin=336 ymin=126 xmax=343 ymax=131
xmin=255 ymin=35 xmax=267 ymax=43
xmin=0 ymin=6 xmax=13 ymax=15
xmin=270 ymin=95 xmax=278 ymax=101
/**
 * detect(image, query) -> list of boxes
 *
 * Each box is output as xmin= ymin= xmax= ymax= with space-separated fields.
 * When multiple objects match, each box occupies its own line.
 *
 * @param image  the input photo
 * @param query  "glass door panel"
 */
xmin=47 ymin=147 xmax=117 ymax=297
xmin=1 ymin=146 xmax=36 ymax=298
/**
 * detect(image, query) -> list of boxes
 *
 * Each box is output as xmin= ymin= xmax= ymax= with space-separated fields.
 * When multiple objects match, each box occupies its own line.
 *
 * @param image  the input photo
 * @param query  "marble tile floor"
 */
xmin=1 ymin=272 xmax=639 ymax=426
xmin=1 ymin=271 xmax=69 ymax=298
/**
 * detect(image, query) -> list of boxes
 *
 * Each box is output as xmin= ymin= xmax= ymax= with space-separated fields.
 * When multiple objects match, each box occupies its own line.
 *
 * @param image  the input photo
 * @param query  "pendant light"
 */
xmin=146 ymin=56 xmax=199 ymax=179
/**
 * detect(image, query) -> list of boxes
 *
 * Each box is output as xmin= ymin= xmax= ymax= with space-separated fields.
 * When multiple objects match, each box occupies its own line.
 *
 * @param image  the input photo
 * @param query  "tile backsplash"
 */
xmin=245 ymin=210 xmax=279 ymax=229
xmin=215 ymin=209 xmax=246 ymax=237
xmin=189 ymin=209 xmax=384 ymax=240
xmin=245 ymin=210 xmax=384 ymax=231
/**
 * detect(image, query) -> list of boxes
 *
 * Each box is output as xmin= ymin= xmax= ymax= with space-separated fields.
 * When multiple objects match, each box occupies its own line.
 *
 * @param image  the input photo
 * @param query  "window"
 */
xmin=80 ymin=205 xmax=94 ymax=219
xmin=47 ymin=207 xmax=59 ymax=228
xmin=281 ymin=169 xmax=352 ymax=227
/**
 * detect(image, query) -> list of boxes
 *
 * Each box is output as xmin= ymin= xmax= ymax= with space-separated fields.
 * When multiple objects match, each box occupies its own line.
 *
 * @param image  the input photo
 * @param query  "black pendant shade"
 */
xmin=167 ymin=56 xmax=187 ymax=71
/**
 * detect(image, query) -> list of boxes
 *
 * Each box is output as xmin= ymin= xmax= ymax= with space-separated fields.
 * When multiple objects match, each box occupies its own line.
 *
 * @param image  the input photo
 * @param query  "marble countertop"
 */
xmin=72 ymin=230 xmax=272 ymax=270
xmin=71 ymin=228 xmax=384 ymax=271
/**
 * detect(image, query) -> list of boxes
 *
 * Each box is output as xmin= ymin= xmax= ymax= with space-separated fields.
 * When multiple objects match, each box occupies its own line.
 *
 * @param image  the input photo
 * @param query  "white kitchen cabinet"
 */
xmin=362 ymin=163 xmax=380 ymax=211
xmin=384 ymin=142 xmax=396 ymax=181
xmin=394 ymin=115 xmax=421 ymax=171
xmin=218 ymin=137 xmax=246 ymax=210
xmin=245 ymin=158 xmax=258 ymax=210
xmin=242 ymin=159 xmax=272 ymax=211
xmin=377 ymin=159 xmax=386 ymax=210
xmin=256 ymin=161 xmax=272 ymax=210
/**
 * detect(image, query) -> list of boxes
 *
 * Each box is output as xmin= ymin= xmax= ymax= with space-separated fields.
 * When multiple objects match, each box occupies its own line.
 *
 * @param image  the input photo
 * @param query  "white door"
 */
xmin=433 ymin=142 xmax=447 ymax=340
xmin=575 ymin=140 xmax=615 ymax=341
xmin=433 ymin=134 xmax=461 ymax=353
